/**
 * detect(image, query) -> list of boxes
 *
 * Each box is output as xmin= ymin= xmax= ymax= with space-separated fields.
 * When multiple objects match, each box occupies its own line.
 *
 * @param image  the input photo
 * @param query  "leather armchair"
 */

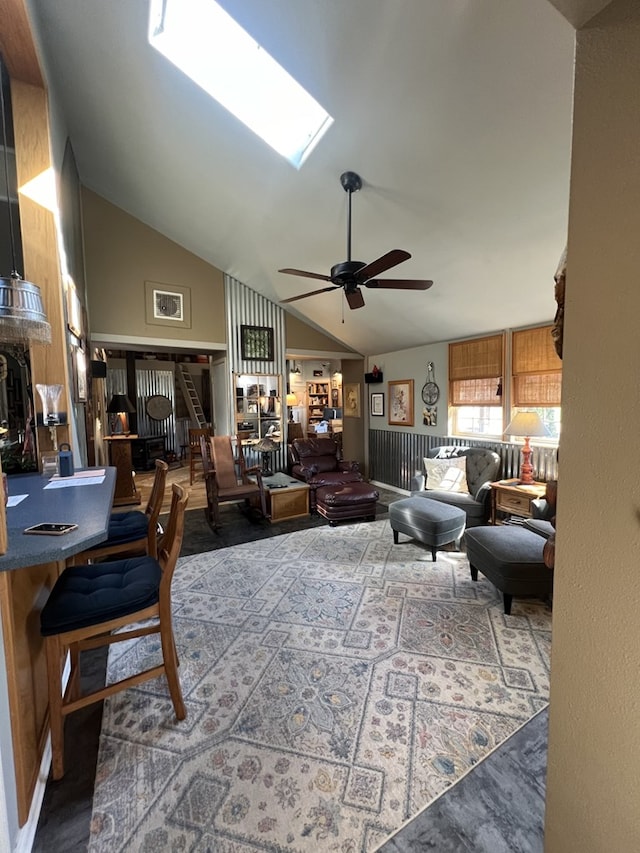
xmin=289 ymin=437 xmax=363 ymax=509
xmin=410 ymin=445 xmax=501 ymax=527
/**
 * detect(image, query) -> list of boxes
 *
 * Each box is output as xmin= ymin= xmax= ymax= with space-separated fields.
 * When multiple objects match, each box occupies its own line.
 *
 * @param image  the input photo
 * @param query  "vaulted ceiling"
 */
xmin=27 ymin=0 xmax=611 ymax=355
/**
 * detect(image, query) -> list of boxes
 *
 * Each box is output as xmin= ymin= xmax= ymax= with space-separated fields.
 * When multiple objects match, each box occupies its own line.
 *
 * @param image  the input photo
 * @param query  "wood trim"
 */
xmin=0 ymin=0 xmax=44 ymax=87
xmin=11 ymin=78 xmax=72 ymax=451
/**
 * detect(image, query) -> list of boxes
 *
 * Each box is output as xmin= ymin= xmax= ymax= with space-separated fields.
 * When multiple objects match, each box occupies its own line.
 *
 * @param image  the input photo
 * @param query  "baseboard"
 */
xmin=13 ymin=736 xmax=51 ymax=853
xmin=14 ymin=654 xmax=70 ymax=853
xmin=370 ymin=480 xmax=409 ymax=496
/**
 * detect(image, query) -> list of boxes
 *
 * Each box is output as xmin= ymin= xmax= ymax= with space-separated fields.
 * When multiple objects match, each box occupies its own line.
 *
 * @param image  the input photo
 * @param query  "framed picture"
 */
xmin=74 ymin=347 xmax=87 ymax=402
xmin=66 ymin=283 xmax=83 ymax=340
xmin=344 ymin=382 xmax=361 ymax=418
xmin=370 ymin=392 xmax=384 ymax=417
xmin=144 ymin=280 xmax=192 ymax=328
xmin=388 ymin=379 xmax=414 ymax=426
xmin=241 ymin=325 xmax=274 ymax=361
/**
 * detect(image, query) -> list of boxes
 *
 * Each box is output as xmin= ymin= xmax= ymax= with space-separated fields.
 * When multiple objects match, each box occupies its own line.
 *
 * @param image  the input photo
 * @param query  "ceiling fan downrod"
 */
xmin=340 ymin=171 xmax=362 ymax=262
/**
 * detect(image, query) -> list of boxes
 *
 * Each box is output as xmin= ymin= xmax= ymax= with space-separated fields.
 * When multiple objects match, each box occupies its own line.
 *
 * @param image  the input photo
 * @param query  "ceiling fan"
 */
xmin=279 ymin=171 xmax=433 ymax=310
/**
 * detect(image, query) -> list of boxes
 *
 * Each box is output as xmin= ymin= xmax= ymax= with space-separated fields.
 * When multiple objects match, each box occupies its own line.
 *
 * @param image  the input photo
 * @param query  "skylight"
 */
xmin=148 ymin=0 xmax=333 ymax=168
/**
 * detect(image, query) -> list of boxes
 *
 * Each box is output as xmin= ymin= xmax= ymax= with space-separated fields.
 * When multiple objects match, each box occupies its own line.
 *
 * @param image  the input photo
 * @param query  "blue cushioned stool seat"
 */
xmin=106 ymin=510 xmax=148 ymax=544
xmin=464 ymin=525 xmax=553 ymax=615
xmin=390 ymin=496 xmax=466 ymax=561
xmin=40 ymin=556 xmax=161 ymax=636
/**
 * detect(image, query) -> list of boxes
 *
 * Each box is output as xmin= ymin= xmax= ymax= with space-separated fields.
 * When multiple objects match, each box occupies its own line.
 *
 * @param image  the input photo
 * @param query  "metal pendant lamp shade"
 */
xmin=0 ymin=62 xmax=51 ymax=345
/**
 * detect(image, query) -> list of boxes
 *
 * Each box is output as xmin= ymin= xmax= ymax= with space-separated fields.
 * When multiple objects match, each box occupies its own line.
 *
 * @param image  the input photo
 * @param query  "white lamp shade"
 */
xmin=505 ymin=411 xmax=549 ymax=438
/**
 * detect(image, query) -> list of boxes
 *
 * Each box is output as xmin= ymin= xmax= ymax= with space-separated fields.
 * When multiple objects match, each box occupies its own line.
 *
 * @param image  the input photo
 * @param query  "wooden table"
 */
xmin=490 ymin=479 xmax=547 ymax=525
xmin=252 ymin=472 xmax=310 ymax=522
xmin=0 ymin=468 xmax=116 ymax=825
xmin=104 ymin=435 xmax=141 ymax=505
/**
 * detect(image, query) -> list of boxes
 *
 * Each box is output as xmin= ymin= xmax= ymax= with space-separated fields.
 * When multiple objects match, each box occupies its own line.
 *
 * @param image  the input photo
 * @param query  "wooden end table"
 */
xmin=251 ymin=472 xmax=310 ymax=522
xmin=490 ymin=479 xmax=547 ymax=525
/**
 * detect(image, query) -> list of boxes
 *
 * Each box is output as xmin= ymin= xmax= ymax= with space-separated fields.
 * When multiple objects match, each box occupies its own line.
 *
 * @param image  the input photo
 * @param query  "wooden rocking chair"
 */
xmin=200 ymin=435 xmax=267 ymax=530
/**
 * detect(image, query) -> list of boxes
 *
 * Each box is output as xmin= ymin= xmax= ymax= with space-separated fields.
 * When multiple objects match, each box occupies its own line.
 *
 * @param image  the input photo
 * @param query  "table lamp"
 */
xmin=285 ymin=392 xmax=297 ymax=422
xmin=107 ymin=393 xmax=136 ymax=435
xmin=505 ymin=411 xmax=549 ymax=484
xmin=254 ymin=437 xmax=278 ymax=476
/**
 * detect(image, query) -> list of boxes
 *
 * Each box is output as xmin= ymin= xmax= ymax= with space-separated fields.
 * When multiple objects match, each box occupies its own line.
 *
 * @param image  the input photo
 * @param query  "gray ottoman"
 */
xmin=390 ymin=496 xmax=466 ymax=561
xmin=464 ymin=525 xmax=553 ymax=615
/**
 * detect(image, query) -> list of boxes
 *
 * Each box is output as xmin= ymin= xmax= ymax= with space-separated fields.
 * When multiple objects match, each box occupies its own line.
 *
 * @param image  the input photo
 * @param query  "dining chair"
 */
xmin=189 ymin=427 xmax=212 ymax=484
xmin=201 ymin=434 xmax=267 ymax=529
xmin=41 ymin=482 xmax=189 ymax=780
xmin=68 ymin=459 xmax=168 ymax=565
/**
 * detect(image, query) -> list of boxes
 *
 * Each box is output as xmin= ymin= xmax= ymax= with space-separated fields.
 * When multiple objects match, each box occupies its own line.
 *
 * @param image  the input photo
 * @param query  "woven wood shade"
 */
xmin=449 ymin=334 xmax=504 ymax=406
xmin=449 ymin=334 xmax=504 ymax=381
xmin=512 ymin=326 xmax=562 ymax=406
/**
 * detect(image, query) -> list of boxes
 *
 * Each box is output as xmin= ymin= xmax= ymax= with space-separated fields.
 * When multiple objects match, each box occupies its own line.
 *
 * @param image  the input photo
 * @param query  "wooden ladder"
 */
xmin=178 ymin=364 xmax=207 ymax=428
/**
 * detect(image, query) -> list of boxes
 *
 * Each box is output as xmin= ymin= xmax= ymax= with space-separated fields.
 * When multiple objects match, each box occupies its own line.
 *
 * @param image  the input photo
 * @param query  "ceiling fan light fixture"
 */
xmin=279 ymin=170 xmax=434 ymax=310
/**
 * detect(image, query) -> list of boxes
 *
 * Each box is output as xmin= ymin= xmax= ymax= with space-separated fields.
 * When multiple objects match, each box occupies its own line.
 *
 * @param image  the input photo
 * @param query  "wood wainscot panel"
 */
xmin=0 ymin=560 xmax=62 ymax=824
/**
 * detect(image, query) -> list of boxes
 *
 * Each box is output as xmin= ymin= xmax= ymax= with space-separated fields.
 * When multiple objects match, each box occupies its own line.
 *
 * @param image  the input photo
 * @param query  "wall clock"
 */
xmin=421 ymin=362 xmax=440 ymax=405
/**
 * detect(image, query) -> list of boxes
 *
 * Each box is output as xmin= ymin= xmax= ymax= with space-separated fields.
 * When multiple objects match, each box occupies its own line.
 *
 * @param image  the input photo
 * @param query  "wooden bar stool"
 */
xmin=41 ymin=483 xmax=189 ymax=780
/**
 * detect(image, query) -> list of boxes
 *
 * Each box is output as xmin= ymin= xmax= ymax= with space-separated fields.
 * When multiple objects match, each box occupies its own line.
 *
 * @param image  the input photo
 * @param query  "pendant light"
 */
xmin=0 ymin=61 xmax=51 ymax=345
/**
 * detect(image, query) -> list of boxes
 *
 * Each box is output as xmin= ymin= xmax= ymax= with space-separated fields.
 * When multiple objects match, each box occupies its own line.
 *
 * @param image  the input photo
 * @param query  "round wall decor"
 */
xmin=146 ymin=394 xmax=172 ymax=421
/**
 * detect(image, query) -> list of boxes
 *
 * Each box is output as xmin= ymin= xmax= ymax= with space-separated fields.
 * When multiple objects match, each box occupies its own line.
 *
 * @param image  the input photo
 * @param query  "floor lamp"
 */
xmin=505 ymin=411 xmax=549 ymax=484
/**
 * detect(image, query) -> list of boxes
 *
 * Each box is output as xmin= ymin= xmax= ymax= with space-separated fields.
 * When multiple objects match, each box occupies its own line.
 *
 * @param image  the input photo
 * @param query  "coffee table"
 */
xmin=253 ymin=472 xmax=310 ymax=522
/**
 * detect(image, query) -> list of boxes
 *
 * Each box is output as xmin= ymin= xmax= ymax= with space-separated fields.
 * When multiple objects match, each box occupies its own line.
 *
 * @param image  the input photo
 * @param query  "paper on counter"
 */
xmin=7 ymin=494 xmax=28 ymax=507
xmin=44 ymin=475 xmax=106 ymax=489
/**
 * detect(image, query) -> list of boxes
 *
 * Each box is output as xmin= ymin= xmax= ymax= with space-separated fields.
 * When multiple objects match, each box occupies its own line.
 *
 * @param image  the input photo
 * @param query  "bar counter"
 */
xmin=0 ymin=467 xmax=116 ymax=826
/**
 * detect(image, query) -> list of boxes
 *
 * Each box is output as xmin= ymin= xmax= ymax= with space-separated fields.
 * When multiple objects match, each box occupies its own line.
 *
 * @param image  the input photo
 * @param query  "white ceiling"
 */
xmin=27 ymin=0 xmax=608 ymax=356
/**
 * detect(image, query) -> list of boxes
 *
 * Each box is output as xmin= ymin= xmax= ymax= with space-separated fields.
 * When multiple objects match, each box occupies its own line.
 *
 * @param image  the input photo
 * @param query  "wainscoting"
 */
xmin=368 ymin=430 xmax=558 ymax=491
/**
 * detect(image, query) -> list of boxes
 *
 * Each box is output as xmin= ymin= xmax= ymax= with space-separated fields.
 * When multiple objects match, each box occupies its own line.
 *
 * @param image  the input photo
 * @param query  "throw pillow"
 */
xmin=423 ymin=456 xmax=469 ymax=494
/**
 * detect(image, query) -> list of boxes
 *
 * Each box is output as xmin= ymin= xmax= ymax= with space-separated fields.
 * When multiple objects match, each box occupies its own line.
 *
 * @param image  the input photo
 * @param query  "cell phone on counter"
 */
xmin=23 ymin=523 xmax=78 ymax=536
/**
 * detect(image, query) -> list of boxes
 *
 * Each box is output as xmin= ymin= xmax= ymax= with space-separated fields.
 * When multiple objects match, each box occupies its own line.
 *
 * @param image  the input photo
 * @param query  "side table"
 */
xmin=104 ymin=435 xmax=141 ymax=506
xmin=490 ymin=479 xmax=546 ymax=525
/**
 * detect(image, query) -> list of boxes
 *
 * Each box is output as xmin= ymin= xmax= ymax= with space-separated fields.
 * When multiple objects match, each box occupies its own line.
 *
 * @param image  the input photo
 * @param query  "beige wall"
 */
xmin=340 ymin=358 xmax=365 ymax=469
xmin=285 ymin=312 xmax=357 ymax=354
xmin=82 ymin=189 xmax=226 ymax=346
xmin=545 ymin=2 xmax=640 ymax=850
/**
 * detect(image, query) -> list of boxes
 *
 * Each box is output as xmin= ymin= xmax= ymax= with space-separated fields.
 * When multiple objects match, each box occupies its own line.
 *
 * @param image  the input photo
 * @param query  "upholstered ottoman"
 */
xmin=315 ymin=482 xmax=379 ymax=525
xmin=390 ymin=496 xmax=466 ymax=561
xmin=464 ymin=525 xmax=553 ymax=615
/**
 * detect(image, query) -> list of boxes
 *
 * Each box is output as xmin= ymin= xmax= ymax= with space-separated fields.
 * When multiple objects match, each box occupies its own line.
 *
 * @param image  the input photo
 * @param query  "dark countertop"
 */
xmin=0 ymin=468 xmax=116 ymax=571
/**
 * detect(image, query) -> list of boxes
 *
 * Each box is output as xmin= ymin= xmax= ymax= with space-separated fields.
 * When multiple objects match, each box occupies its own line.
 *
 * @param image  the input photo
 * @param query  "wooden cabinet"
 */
xmin=234 ymin=374 xmax=283 ymax=441
xmin=307 ymin=381 xmax=330 ymax=428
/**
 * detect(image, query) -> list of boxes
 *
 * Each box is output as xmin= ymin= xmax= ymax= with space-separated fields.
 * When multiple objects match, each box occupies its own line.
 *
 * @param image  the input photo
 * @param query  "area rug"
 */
xmin=88 ymin=519 xmax=552 ymax=853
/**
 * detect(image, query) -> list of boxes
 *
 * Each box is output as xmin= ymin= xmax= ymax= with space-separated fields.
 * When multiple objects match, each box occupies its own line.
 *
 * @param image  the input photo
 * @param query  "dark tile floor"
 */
xmin=32 ymin=493 xmax=548 ymax=852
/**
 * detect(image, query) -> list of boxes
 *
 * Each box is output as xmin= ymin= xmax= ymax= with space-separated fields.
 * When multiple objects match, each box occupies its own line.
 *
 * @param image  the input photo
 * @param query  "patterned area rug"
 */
xmin=88 ymin=519 xmax=552 ymax=852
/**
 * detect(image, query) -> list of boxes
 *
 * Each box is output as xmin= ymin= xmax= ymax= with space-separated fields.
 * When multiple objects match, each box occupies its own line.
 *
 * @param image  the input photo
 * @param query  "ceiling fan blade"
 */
xmin=280 ymin=286 xmax=337 ymax=304
xmin=364 ymin=278 xmax=434 ymax=290
xmin=278 ymin=267 xmax=331 ymax=282
xmin=345 ymin=288 xmax=365 ymax=310
xmin=355 ymin=249 xmax=411 ymax=282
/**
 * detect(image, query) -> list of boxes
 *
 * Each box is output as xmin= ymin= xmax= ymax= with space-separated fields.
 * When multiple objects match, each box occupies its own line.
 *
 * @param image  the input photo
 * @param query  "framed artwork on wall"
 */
xmin=388 ymin=379 xmax=414 ymax=426
xmin=344 ymin=382 xmax=361 ymax=418
xmin=144 ymin=280 xmax=192 ymax=329
xmin=241 ymin=325 xmax=274 ymax=361
xmin=370 ymin=392 xmax=384 ymax=417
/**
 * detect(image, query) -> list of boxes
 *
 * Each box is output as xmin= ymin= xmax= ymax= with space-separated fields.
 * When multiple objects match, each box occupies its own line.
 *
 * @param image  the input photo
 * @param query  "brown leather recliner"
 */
xmin=289 ymin=437 xmax=363 ymax=509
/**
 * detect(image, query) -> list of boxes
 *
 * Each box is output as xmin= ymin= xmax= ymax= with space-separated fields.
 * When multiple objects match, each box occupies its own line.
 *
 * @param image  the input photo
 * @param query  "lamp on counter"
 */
xmin=505 ymin=411 xmax=549 ymax=485
xmin=107 ymin=394 xmax=136 ymax=436
xmin=286 ymin=392 xmax=297 ymax=422
xmin=254 ymin=436 xmax=278 ymax=476
xmin=0 ymin=61 xmax=51 ymax=345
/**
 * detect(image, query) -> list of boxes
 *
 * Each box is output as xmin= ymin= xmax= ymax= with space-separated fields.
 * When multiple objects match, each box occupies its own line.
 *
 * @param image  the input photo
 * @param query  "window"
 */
xmin=511 ymin=326 xmax=562 ymax=441
xmin=449 ymin=334 xmax=504 ymax=436
xmin=148 ymin=0 xmax=333 ymax=168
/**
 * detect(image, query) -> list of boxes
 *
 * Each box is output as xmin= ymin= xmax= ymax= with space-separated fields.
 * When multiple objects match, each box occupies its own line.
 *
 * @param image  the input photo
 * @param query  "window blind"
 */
xmin=449 ymin=334 xmax=504 ymax=406
xmin=512 ymin=325 xmax=562 ymax=406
